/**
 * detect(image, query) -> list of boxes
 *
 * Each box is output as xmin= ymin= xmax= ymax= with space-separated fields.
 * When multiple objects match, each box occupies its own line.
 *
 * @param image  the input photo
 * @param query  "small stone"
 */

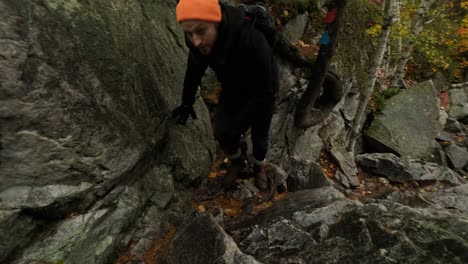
xmin=211 ymin=207 xmax=224 ymax=224
xmin=378 ymin=177 xmax=390 ymax=185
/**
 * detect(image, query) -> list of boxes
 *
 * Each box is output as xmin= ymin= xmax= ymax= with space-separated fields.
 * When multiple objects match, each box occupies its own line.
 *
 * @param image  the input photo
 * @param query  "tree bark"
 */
xmin=294 ymin=0 xmax=347 ymax=128
xmin=347 ymin=0 xmax=397 ymax=153
xmin=368 ymin=0 xmax=397 ymax=92
xmin=391 ymin=0 xmax=435 ymax=86
xmin=389 ymin=0 xmax=402 ymax=77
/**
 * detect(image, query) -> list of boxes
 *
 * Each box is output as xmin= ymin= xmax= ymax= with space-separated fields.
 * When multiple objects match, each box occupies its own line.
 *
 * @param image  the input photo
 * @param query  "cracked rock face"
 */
xmin=0 ymin=0 xmax=214 ymax=262
xmin=356 ymin=153 xmax=465 ymax=186
xmin=228 ymin=186 xmax=468 ymax=264
xmin=163 ymin=212 xmax=260 ymax=264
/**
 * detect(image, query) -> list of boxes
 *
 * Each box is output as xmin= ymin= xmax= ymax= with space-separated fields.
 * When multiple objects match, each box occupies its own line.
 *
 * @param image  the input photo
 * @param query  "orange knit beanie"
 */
xmin=176 ymin=0 xmax=222 ymax=23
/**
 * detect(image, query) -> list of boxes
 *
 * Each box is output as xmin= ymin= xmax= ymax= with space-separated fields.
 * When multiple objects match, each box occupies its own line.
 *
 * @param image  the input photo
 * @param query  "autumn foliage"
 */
xmin=366 ymin=0 xmax=468 ymax=82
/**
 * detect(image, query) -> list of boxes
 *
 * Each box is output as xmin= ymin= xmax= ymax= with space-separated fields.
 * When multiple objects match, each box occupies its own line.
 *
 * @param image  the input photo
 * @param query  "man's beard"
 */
xmin=199 ymin=46 xmax=211 ymax=55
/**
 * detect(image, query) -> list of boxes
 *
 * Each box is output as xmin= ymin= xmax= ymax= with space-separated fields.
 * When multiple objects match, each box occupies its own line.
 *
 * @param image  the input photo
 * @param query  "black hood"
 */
xmin=211 ymin=3 xmax=245 ymax=58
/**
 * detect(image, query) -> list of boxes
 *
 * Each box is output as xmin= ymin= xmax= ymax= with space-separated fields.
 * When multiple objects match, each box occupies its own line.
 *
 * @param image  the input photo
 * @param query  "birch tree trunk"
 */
xmin=389 ymin=0 xmax=402 ymax=77
xmin=347 ymin=0 xmax=397 ymax=153
xmin=367 ymin=0 xmax=397 ymax=92
xmin=391 ymin=0 xmax=435 ymax=86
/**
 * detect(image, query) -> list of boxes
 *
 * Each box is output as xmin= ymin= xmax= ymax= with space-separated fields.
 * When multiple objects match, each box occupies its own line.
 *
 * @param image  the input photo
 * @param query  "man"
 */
xmin=172 ymin=0 xmax=279 ymax=191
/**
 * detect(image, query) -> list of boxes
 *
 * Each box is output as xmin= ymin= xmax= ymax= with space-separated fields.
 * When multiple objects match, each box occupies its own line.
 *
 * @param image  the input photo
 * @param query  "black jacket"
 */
xmin=181 ymin=3 xmax=279 ymax=118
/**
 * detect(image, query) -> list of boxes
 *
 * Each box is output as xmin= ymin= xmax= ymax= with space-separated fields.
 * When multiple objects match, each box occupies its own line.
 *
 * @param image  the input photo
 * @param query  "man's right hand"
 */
xmin=171 ymin=104 xmax=197 ymax=125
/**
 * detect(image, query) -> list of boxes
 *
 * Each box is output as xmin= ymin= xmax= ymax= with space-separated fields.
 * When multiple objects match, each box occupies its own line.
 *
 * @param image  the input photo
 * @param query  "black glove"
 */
xmin=171 ymin=104 xmax=197 ymax=125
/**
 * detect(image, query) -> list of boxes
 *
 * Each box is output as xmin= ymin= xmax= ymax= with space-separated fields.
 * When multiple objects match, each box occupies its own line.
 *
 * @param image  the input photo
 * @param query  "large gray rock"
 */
xmin=366 ymin=80 xmax=443 ymax=159
xmin=426 ymin=184 xmax=468 ymax=214
xmin=9 ymin=164 xmax=189 ymax=264
xmin=0 ymin=210 xmax=42 ymax=262
xmin=445 ymin=143 xmax=468 ymax=170
xmin=164 ymin=212 xmax=260 ymax=264
xmin=229 ymin=187 xmax=468 ymax=264
xmin=0 ymin=0 xmax=214 ymax=262
xmin=449 ymin=88 xmax=468 ymax=106
xmin=330 ymin=143 xmax=359 ymax=187
xmin=283 ymin=13 xmax=309 ymax=43
xmin=449 ymin=103 xmax=468 ymax=124
xmin=285 ymin=156 xmax=332 ymax=191
xmin=357 ymin=153 xmax=465 ymax=186
xmin=448 ymin=88 xmax=468 ymax=123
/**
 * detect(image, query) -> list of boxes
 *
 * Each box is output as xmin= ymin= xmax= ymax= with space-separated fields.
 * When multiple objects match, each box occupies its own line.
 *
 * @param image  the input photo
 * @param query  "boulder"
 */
xmin=426 ymin=184 xmax=468 ymax=214
xmin=330 ymin=143 xmax=359 ymax=187
xmin=163 ymin=212 xmax=260 ymax=264
xmin=229 ymin=187 xmax=468 ymax=264
xmin=283 ymin=13 xmax=309 ymax=43
xmin=357 ymin=153 xmax=464 ymax=186
xmin=445 ymin=118 xmax=464 ymax=133
xmin=449 ymin=104 xmax=468 ymax=124
xmin=0 ymin=210 xmax=42 ymax=262
xmin=285 ymin=156 xmax=332 ymax=191
xmin=445 ymin=143 xmax=468 ymax=170
xmin=8 ymin=164 xmax=187 ymax=264
xmin=366 ymin=80 xmax=443 ymax=159
xmin=439 ymin=108 xmax=449 ymax=127
xmin=449 ymin=88 xmax=468 ymax=106
xmin=0 ymin=0 xmax=214 ymax=261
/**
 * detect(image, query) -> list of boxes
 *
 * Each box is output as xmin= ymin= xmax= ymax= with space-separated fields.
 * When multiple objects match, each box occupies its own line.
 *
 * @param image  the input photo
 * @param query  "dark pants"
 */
xmin=214 ymin=103 xmax=273 ymax=161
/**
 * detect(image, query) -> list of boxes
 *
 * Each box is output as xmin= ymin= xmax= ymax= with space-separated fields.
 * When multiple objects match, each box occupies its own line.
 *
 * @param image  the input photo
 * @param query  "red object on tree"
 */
xmin=325 ymin=8 xmax=337 ymax=23
xmin=439 ymin=91 xmax=450 ymax=109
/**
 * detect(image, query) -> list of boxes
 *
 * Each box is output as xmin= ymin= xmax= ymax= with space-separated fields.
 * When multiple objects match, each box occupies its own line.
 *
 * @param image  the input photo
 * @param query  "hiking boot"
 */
xmin=224 ymin=158 xmax=244 ymax=190
xmin=254 ymin=164 xmax=268 ymax=192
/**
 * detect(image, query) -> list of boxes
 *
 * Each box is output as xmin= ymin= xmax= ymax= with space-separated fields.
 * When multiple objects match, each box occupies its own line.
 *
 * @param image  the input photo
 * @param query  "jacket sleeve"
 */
xmin=182 ymin=51 xmax=209 ymax=106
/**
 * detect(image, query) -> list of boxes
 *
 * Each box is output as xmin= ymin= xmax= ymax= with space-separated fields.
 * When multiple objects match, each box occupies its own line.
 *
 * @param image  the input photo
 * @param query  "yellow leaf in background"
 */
xmin=208 ymin=172 xmax=217 ymax=178
xmin=276 ymin=18 xmax=282 ymax=26
xmin=283 ymin=10 xmax=289 ymax=16
xmin=198 ymin=205 xmax=206 ymax=212
xmin=224 ymin=208 xmax=241 ymax=217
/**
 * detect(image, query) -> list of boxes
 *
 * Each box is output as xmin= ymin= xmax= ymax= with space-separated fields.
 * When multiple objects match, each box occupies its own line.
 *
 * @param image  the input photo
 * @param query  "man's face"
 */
xmin=180 ymin=20 xmax=218 ymax=56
